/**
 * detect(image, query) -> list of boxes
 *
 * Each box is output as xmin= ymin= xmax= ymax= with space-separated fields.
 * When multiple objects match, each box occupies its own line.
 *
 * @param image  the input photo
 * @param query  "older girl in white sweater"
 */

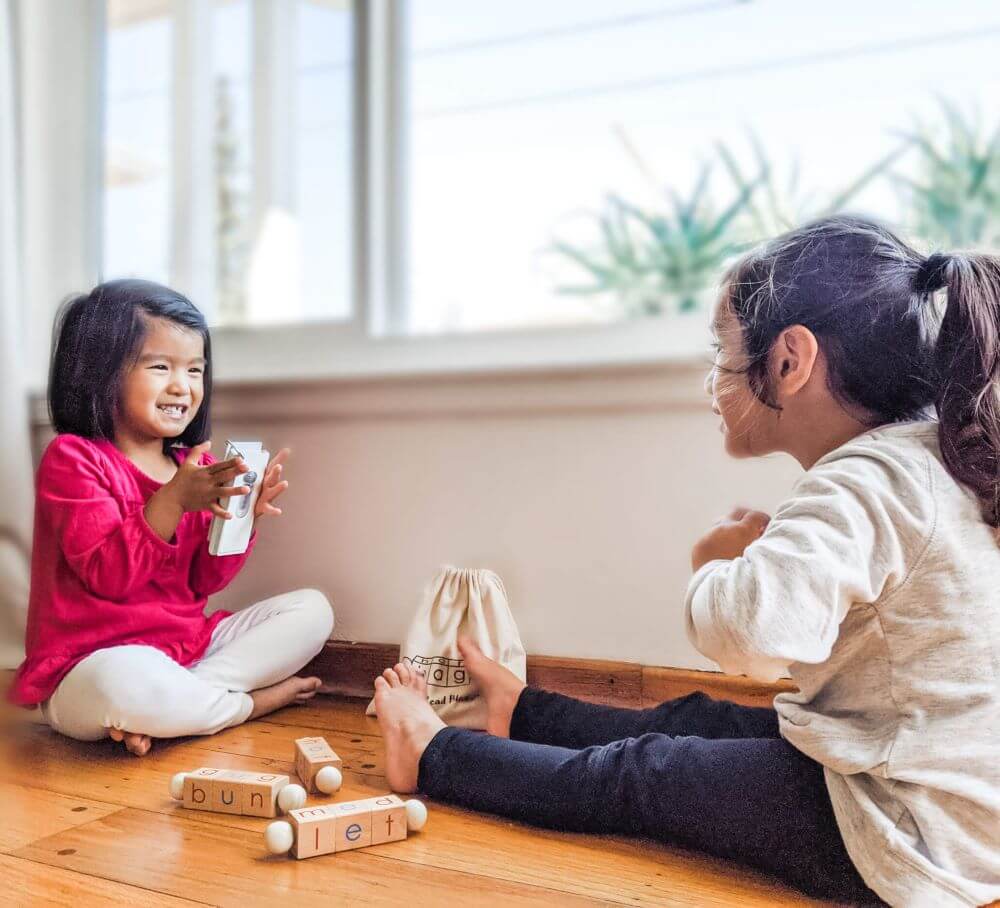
xmin=373 ymin=216 xmax=1000 ymax=907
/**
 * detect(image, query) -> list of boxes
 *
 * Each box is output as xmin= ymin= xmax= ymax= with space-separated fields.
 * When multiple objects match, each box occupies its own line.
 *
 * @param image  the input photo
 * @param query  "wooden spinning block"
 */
xmin=179 ymin=767 xmax=290 ymax=818
xmin=293 ymin=736 xmax=342 ymax=792
xmin=370 ymin=795 xmax=407 ymax=845
xmin=182 ymin=767 xmax=227 ymax=812
xmin=285 ymin=794 xmax=409 ymax=859
xmin=241 ymin=772 xmax=288 ymax=818
xmin=287 ymin=805 xmax=337 ymax=859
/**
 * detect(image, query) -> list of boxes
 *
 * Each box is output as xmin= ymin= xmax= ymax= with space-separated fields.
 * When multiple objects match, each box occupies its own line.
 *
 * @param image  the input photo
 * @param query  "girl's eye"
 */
xmin=189 ymin=368 xmax=203 ymax=375
xmin=149 ymin=364 xmax=168 ymax=371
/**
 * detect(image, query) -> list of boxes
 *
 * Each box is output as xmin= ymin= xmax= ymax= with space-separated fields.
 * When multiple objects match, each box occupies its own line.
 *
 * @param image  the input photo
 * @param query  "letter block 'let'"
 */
xmin=294 ymin=736 xmax=343 ymax=794
xmin=265 ymin=795 xmax=428 ymax=860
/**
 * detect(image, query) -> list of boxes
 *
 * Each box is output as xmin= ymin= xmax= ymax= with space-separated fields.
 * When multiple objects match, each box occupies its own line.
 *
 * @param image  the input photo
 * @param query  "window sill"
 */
xmin=208 ymin=312 xmax=712 ymax=386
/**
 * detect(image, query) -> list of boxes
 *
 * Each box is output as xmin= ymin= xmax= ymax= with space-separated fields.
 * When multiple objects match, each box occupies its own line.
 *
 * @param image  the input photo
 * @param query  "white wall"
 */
xmin=129 ymin=363 xmax=799 ymax=669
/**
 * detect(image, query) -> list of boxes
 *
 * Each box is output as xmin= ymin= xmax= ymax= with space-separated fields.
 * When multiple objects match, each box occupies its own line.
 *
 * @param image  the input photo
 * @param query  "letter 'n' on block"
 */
xmin=183 ymin=767 xmax=225 ymax=812
xmin=288 ymin=806 xmax=337 ymax=859
xmin=370 ymin=795 xmax=407 ymax=845
xmin=242 ymin=772 xmax=289 ymax=818
xmin=294 ymin=736 xmax=343 ymax=793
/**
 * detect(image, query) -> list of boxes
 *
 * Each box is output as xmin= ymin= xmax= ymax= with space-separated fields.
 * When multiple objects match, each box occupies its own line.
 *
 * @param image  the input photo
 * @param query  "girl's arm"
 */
xmin=684 ymin=447 xmax=934 ymax=682
xmin=188 ymin=522 xmax=258 ymax=598
xmin=39 ymin=436 xmax=179 ymax=601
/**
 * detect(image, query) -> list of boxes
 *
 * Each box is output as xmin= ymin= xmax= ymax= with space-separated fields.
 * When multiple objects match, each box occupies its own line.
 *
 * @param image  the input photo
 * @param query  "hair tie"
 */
xmin=912 ymin=253 xmax=951 ymax=295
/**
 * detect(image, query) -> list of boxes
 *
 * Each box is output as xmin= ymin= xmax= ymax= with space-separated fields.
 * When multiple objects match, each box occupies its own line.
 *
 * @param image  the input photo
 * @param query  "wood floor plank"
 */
xmin=0 ymin=783 xmax=123 ymax=853
xmin=0 ymin=854 xmax=203 ymax=906
xmin=5 ymin=717 xmax=821 ymax=906
xmin=15 ymin=809 xmax=611 ymax=908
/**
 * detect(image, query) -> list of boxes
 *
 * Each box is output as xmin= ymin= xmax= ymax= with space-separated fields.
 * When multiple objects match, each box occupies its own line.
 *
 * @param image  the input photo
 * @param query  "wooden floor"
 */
xmin=2 ymin=696 xmax=830 ymax=907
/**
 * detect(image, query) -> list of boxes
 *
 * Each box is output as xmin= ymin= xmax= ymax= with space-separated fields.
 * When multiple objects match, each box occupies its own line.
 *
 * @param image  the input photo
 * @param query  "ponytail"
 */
xmin=921 ymin=253 xmax=1000 ymax=530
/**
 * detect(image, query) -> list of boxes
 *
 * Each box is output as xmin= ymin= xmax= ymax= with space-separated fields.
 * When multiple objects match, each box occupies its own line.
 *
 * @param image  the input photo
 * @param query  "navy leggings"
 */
xmin=418 ymin=688 xmax=883 ymax=905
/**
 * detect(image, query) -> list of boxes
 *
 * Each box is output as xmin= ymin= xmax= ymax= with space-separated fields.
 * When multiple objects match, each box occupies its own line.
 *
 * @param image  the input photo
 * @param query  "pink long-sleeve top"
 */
xmin=9 ymin=433 xmax=256 ymax=707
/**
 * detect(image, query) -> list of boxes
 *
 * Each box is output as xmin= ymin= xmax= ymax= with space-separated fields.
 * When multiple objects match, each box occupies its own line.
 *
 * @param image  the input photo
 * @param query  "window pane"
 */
xmin=406 ymin=0 xmax=1000 ymax=332
xmin=103 ymin=5 xmax=172 ymax=285
xmin=102 ymin=0 xmax=353 ymax=326
xmin=296 ymin=0 xmax=353 ymax=322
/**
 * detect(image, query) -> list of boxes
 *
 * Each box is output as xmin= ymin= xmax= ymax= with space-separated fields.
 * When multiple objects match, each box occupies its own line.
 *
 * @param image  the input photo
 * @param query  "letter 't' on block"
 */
xmin=333 ymin=801 xmax=373 ymax=852
xmin=293 ymin=736 xmax=343 ymax=793
xmin=182 ymin=767 xmax=225 ymax=812
xmin=241 ymin=773 xmax=290 ymax=818
xmin=288 ymin=805 xmax=337 ymax=860
xmin=369 ymin=794 xmax=407 ymax=845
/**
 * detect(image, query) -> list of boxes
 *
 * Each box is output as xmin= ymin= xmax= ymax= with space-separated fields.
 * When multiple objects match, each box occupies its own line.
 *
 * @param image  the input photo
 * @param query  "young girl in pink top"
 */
xmin=9 ymin=279 xmax=334 ymax=755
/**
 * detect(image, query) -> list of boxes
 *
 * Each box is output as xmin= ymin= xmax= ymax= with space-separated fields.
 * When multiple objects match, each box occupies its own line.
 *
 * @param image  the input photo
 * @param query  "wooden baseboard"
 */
xmin=304 ymin=641 xmax=795 ymax=709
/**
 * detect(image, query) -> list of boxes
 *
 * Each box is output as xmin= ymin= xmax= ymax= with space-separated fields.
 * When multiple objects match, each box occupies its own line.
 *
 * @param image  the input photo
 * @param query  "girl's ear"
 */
xmin=771 ymin=324 xmax=819 ymax=397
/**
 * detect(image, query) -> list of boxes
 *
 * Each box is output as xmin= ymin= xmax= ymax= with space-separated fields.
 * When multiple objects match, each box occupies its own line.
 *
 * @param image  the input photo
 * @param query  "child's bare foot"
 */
xmin=249 ymin=676 xmax=322 ymax=720
xmin=108 ymin=727 xmax=152 ymax=756
xmin=374 ymin=662 xmax=445 ymax=793
xmin=457 ymin=637 xmax=525 ymax=738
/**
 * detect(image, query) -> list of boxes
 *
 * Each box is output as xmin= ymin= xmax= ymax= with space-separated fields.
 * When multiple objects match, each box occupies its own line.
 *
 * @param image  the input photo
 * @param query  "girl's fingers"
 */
xmin=216 ymin=485 xmax=251 ymax=499
xmin=207 ymin=456 xmax=244 ymax=475
xmin=209 ymin=503 xmax=232 ymax=520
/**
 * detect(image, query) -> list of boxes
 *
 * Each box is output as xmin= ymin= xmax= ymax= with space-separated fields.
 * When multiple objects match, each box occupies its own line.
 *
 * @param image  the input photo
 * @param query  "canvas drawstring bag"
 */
xmin=367 ymin=566 xmax=526 ymax=728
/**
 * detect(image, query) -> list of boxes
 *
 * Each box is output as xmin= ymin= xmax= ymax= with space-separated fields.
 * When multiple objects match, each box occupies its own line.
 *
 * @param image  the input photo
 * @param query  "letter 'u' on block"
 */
xmin=288 ymin=805 xmax=337 ymax=859
xmin=294 ymin=736 xmax=343 ymax=793
xmin=370 ymin=795 xmax=407 ymax=845
xmin=183 ymin=767 xmax=226 ymax=812
xmin=212 ymin=771 xmax=248 ymax=815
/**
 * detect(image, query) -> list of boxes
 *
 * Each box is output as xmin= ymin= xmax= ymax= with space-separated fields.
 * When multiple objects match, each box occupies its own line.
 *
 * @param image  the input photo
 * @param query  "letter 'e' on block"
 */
xmin=288 ymin=806 xmax=336 ymax=859
xmin=294 ymin=736 xmax=343 ymax=793
xmin=369 ymin=794 xmax=407 ymax=845
xmin=183 ymin=767 xmax=225 ymax=812
xmin=242 ymin=772 xmax=289 ymax=818
xmin=333 ymin=800 xmax=373 ymax=852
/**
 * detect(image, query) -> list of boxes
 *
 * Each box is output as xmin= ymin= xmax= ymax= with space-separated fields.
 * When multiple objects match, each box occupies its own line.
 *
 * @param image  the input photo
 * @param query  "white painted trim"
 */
xmin=30 ymin=352 xmax=712 ymax=426
xmin=204 ymin=309 xmax=712 ymax=386
xmin=171 ymin=0 xmax=216 ymax=313
xmin=363 ymin=0 xmax=408 ymax=335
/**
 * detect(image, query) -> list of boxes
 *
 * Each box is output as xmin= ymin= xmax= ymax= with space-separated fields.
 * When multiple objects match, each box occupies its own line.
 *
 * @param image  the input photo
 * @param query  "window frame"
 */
xmin=83 ymin=0 xmax=705 ymax=387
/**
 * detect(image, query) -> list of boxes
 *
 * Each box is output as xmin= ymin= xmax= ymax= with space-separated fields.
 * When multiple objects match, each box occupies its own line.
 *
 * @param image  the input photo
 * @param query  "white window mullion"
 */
xmin=362 ymin=0 xmax=408 ymax=336
xmin=171 ymin=0 xmax=215 ymax=316
xmin=247 ymin=0 xmax=300 ymax=324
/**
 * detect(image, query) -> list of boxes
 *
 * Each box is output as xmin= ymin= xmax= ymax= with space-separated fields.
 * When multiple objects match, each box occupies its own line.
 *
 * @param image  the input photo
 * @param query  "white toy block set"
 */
xmin=168 ymin=735 xmax=427 ymax=860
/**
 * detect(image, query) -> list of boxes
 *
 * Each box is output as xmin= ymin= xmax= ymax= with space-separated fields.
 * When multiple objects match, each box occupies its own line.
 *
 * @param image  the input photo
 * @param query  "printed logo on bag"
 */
xmin=404 ymin=655 xmax=468 ymax=688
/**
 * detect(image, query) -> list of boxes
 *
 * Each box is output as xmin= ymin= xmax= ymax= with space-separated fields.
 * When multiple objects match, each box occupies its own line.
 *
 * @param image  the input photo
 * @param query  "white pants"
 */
xmin=42 ymin=588 xmax=334 ymax=741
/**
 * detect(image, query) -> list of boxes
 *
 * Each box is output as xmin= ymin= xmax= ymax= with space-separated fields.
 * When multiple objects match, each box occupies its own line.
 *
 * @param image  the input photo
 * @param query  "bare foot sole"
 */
xmin=374 ymin=663 xmax=445 ymax=793
xmin=457 ymin=637 xmax=525 ymax=738
xmin=249 ymin=676 xmax=322 ymax=721
xmin=108 ymin=727 xmax=152 ymax=756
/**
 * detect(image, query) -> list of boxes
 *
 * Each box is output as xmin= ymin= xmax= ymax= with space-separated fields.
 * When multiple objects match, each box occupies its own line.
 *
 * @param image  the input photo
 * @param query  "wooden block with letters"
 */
xmin=293 ymin=736 xmax=343 ymax=793
xmin=265 ymin=794 xmax=427 ymax=859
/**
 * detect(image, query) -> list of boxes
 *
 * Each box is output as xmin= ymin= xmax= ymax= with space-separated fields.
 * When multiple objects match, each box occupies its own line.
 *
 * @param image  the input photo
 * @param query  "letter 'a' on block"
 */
xmin=293 ymin=736 xmax=343 ymax=793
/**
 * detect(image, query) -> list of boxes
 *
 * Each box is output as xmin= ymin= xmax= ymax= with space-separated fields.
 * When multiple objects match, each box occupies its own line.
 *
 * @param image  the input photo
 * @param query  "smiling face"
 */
xmin=706 ymin=290 xmax=781 ymax=459
xmin=116 ymin=316 xmax=206 ymax=445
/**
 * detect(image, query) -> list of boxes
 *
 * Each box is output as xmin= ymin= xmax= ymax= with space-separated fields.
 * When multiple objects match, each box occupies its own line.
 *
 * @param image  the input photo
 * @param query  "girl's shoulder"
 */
xmin=42 ymin=433 xmax=109 ymax=467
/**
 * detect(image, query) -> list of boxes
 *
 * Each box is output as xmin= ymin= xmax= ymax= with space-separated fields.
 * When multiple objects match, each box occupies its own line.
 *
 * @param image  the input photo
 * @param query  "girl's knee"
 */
xmin=294 ymin=588 xmax=335 ymax=643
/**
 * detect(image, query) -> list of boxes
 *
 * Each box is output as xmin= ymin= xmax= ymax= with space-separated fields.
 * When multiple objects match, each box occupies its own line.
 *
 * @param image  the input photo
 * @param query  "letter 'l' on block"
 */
xmin=288 ymin=805 xmax=337 ymax=859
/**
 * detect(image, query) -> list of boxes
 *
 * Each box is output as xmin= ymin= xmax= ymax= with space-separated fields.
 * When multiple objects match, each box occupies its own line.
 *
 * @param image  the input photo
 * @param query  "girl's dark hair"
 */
xmin=48 ymin=279 xmax=212 ymax=454
xmin=723 ymin=215 xmax=1000 ymax=531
